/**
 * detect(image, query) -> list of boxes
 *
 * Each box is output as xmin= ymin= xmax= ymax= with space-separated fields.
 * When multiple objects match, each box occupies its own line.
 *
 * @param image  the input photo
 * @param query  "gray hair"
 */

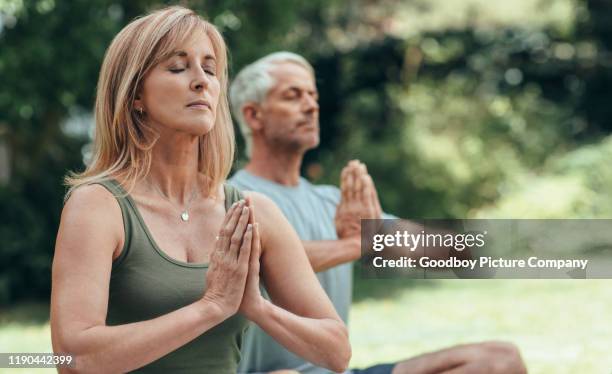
xmin=229 ymin=51 xmax=314 ymax=157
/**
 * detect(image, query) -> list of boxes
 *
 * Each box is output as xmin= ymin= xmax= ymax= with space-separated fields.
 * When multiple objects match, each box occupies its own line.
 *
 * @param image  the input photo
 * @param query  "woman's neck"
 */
xmin=145 ymin=130 xmax=202 ymax=204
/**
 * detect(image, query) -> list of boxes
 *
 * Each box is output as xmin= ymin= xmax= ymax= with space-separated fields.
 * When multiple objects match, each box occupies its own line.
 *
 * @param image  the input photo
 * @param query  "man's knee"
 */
xmin=480 ymin=341 xmax=527 ymax=374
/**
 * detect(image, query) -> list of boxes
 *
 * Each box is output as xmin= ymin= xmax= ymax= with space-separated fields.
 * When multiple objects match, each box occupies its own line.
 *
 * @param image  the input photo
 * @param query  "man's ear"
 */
xmin=242 ymin=103 xmax=264 ymax=132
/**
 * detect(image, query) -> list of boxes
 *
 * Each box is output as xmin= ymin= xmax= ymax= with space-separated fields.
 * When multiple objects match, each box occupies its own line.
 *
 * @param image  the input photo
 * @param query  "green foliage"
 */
xmin=0 ymin=0 xmax=333 ymax=304
xmin=310 ymin=29 xmax=579 ymax=217
xmin=3 ymin=0 xmax=612 ymax=303
xmin=308 ymin=2 xmax=612 ymax=220
xmin=0 ymin=0 xmax=134 ymax=304
xmin=477 ymin=134 xmax=612 ymax=217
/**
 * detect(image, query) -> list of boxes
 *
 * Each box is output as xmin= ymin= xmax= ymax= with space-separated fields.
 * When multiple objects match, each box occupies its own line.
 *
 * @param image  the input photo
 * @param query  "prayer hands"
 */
xmin=202 ymin=197 xmax=263 ymax=320
xmin=335 ymin=160 xmax=382 ymax=240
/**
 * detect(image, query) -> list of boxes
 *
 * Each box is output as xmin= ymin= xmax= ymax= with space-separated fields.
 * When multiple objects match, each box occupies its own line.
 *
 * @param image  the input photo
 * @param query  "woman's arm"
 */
xmin=240 ymin=192 xmax=351 ymax=373
xmin=51 ymin=185 xmax=252 ymax=373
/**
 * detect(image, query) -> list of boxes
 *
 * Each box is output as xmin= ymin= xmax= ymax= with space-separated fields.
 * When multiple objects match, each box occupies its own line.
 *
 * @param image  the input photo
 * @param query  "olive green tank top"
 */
xmin=95 ymin=179 xmax=249 ymax=374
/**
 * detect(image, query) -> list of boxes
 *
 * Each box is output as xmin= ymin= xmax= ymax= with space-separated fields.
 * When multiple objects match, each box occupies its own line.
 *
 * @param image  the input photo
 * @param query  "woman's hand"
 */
xmin=237 ymin=192 xmax=352 ymax=372
xmin=202 ymin=200 xmax=253 ymax=318
xmin=238 ymin=197 xmax=266 ymax=321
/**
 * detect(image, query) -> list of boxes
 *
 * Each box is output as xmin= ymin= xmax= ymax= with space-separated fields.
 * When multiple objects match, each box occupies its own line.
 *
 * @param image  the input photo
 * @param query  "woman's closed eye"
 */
xmin=168 ymin=64 xmax=215 ymax=76
xmin=169 ymin=66 xmax=185 ymax=73
xmin=203 ymin=65 xmax=216 ymax=76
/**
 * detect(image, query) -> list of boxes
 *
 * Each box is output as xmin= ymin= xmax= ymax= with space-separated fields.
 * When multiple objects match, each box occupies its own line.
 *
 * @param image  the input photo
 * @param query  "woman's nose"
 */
xmin=190 ymin=67 xmax=210 ymax=91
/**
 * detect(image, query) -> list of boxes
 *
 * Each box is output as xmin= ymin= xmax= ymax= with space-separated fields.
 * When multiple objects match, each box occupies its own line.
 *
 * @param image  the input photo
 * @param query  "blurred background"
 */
xmin=1 ymin=0 xmax=611 ymax=372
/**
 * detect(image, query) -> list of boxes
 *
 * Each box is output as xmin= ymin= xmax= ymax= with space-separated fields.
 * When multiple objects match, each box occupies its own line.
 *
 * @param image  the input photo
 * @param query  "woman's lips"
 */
xmin=187 ymin=103 xmax=210 ymax=111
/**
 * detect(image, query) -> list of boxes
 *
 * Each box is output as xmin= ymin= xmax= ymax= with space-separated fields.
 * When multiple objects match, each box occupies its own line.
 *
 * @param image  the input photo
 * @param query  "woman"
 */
xmin=50 ymin=6 xmax=350 ymax=373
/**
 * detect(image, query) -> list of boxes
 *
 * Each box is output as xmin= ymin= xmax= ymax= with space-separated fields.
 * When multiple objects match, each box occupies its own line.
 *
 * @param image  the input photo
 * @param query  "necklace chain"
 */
xmin=149 ymin=180 xmax=199 ymax=222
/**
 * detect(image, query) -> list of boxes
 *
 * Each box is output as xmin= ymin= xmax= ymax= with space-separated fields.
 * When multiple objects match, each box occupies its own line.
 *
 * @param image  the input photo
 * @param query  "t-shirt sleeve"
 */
xmin=313 ymin=184 xmax=342 ymax=207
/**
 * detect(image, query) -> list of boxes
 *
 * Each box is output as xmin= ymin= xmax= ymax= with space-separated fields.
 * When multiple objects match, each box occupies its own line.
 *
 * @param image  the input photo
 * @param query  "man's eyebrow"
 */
xmin=284 ymin=85 xmax=317 ymax=93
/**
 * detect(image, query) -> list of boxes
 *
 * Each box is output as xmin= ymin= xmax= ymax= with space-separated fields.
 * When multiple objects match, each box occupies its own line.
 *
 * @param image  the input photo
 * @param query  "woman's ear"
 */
xmin=242 ymin=103 xmax=263 ymax=132
xmin=133 ymin=94 xmax=144 ymax=112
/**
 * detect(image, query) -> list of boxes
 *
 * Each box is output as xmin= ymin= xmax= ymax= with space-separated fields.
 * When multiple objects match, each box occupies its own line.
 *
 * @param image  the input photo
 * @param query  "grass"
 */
xmin=0 ymin=302 xmax=54 ymax=374
xmin=350 ymin=278 xmax=612 ymax=374
xmin=0 ymin=280 xmax=610 ymax=373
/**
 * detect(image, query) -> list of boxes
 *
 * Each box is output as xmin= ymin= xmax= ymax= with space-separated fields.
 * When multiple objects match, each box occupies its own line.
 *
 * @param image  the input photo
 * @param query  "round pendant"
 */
xmin=181 ymin=211 xmax=189 ymax=221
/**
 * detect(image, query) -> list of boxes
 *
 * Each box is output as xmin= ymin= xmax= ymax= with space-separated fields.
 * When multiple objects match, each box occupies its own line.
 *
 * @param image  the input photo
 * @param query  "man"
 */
xmin=229 ymin=52 xmax=526 ymax=374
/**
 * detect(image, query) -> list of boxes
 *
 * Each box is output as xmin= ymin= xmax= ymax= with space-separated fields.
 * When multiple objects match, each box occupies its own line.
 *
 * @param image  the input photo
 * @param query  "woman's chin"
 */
xmin=182 ymin=121 xmax=215 ymax=137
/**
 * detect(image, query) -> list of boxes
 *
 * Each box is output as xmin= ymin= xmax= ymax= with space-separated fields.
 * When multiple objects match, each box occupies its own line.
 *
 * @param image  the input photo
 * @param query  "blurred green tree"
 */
xmin=2 ymin=0 xmax=612 ymax=303
xmin=0 ymin=0 xmax=334 ymax=303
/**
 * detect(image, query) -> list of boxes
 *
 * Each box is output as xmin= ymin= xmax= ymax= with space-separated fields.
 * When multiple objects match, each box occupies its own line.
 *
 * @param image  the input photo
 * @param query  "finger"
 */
xmin=351 ymin=161 xmax=363 ymax=184
xmin=340 ymin=166 xmax=350 ymax=201
xmin=353 ymin=164 xmax=367 ymax=204
xmin=369 ymin=176 xmax=382 ymax=216
xmin=238 ymin=223 xmax=253 ymax=265
xmin=229 ymin=205 xmax=250 ymax=259
xmin=222 ymin=200 xmax=241 ymax=226
xmin=366 ymin=175 xmax=383 ymax=217
xmin=252 ymin=222 xmax=262 ymax=262
xmin=345 ymin=160 xmax=357 ymax=178
xmin=346 ymin=169 xmax=355 ymax=201
xmin=357 ymin=170 xmax=374 ymax=218
xmin=360 ymin=162 xmax=369 ymax=174
xmin=223 ymin=200 xmax=245 ymax=245
xmin=348 ymin=160 xmax=360 ymax=175
xmin=358 ymin=166 xmax=370 ymax=205
xmin=245 ymin=196 xmax=255 ymax=225
xmin=217 ymin=200 xmax=243 ymax=250
xmin=249 ymin=222 xmax=262 ymax=275
xmin=353 ymin=167 xmax=364 ymax=202
xmin=362 ymin=175 xmax=374 ymax=212
xmin=359 ymin=163 xmax=368 ymax=179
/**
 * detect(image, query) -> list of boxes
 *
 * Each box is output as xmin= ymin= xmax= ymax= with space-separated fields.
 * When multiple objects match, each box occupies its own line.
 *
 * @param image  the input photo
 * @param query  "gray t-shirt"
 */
xmin=230 ymin=169 xmax=352 ymax=374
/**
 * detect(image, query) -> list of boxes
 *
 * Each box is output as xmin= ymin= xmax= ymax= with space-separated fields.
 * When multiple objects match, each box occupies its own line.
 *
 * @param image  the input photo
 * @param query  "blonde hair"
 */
xmin=66 ymin=6 xmax=234 ymax=197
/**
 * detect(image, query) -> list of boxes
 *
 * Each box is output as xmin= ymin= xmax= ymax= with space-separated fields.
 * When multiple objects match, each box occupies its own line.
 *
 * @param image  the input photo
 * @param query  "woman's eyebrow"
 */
xmin=168 ymin=50 xmax=188 ymax=58
xmin=168 ymin=50 xmax=216 ymax=61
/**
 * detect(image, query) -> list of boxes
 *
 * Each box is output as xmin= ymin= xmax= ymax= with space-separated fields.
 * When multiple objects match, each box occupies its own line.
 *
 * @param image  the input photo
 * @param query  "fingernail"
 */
xmin=247 ymin=224 xmax=253 ymax=230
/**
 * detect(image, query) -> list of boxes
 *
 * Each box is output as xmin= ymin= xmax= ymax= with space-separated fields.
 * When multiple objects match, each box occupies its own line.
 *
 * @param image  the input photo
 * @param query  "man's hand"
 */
xmin=335 ymin=160 xmax=382 ymax=240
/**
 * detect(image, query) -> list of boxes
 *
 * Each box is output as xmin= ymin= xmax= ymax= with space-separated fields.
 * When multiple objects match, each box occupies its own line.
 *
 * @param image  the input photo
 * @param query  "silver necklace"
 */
xmin=149 ymin=181 xmax=199 ymax=222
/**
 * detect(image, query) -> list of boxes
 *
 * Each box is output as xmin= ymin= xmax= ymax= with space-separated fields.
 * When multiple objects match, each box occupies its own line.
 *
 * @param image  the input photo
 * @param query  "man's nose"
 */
xmin=303 ymin=94 xmax=319 ymax=112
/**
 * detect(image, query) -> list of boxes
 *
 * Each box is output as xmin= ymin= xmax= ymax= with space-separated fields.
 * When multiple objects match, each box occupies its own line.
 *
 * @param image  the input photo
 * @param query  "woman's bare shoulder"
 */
xmin=59 ymin=183 xmax=124 ymax=256
xmin=63 ymin=183 xmax=122 ymax=219
xmin=242 ymin=191 xmax=284 ymax=222
xmin=241 ymin=191 xmax=298 ymax=253
xmin=242 ymin=190 xmax=275 ymax=208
